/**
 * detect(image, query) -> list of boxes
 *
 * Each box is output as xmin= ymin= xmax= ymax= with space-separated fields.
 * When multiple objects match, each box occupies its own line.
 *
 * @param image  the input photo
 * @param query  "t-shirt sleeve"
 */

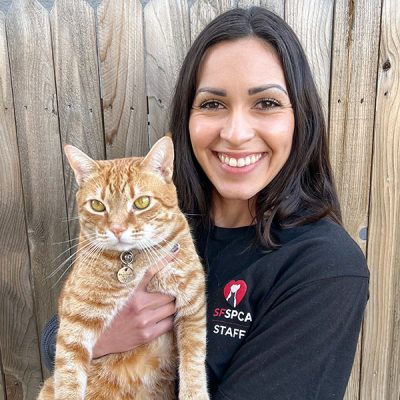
xmin=40 ymin=314 xmax=59 ymax=372
xmin=212 ymin=276 xmax=369 ymax=400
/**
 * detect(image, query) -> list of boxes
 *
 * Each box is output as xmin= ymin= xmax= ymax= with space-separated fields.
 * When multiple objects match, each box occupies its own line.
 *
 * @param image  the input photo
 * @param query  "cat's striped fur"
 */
xmin=38 ymin=137 xmax=209 ymax=400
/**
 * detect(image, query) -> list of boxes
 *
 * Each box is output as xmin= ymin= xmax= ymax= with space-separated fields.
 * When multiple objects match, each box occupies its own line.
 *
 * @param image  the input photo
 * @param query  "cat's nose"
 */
xmin=110 ymin=224 xmax=127 ymax=239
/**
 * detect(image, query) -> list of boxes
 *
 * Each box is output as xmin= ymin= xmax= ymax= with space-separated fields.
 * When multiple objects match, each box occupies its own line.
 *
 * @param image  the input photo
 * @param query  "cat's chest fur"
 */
xmin=88 ymin=332 xmax=176 ymax=397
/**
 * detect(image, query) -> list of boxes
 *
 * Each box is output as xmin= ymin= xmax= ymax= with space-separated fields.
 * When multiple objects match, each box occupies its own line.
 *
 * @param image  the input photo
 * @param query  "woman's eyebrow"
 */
xmin=248 ymin=84 xmax=288 ymax=96
xmin=195 ymin=87 xmax=226 ymax=96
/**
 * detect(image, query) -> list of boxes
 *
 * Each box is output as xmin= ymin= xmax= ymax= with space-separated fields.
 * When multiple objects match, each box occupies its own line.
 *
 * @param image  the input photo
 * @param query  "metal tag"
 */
xmin=117 ymin=251 xmax=135 ymax=284
xmin=117 ymin=265 xmax=135 ymax=284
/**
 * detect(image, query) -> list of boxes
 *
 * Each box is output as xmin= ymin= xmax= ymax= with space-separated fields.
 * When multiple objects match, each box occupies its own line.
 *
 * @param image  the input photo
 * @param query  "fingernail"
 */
xmin=171 ymin=243 xmax=180 ymax=253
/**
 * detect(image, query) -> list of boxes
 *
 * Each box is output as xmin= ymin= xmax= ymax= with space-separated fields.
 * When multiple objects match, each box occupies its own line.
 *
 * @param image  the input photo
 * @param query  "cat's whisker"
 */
xmin=60 ymin=216 xmax=81 ymax=222
xmin=52 ymin=232 xmax=98 ymax=246
xmin=141 ymin=246 xmax=155 ymax=274
xmin=51 ymin=236 xmax=96 ymax=263
xmin=141 ymin=241 xmax=163 ymax=268
xmin=143 ymin=243 xmax=184 ymax=295
xmin=51 ymin=244 xmax=94 ymax=288
xmin=144 ymin=241 xmax=176 ymax=272
xmin=52 ymin=237 xmax=81 ymax=245
xmin=166 ymin=212 xmax=204 ymax=217
xmin=47 ymin=239 xmax=96 ymax=280
xmin=67 ymin=240 xmax=102 ymax=273
xmin=75 ymin=242 xmax=103 ymax=275
xmin=154 ymin=237 xmax=195 ymax=270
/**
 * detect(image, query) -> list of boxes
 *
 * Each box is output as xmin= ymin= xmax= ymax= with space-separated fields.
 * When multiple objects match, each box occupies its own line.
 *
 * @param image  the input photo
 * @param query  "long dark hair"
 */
xmin=170 ymin=6 xmax=342 ymax=249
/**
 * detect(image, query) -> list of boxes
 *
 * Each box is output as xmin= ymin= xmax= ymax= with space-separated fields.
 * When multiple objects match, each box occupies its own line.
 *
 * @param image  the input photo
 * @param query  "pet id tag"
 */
xmin=117 ymin=251 xmax=135 ymax=284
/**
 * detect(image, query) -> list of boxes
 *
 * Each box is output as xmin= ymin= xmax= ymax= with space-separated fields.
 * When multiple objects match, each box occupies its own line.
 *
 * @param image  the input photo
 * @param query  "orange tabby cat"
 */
xmin=38 ymin=137 xmax=209 ymax=400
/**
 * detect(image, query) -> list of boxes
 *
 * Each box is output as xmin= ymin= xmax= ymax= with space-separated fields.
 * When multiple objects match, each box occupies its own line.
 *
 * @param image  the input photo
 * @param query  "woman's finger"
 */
xmin=148 ymin=300 xmax=176 ymax=324
xmin=138 ymin=244 xmax=180 ymax=290
xmin=143 ymin=316 xmax=175 ymax=344
xmin=127 ymin=291 xmax=175 ymax=312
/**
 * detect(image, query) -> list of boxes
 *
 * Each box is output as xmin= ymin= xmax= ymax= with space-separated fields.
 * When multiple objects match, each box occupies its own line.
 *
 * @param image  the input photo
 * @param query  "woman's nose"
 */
xmin=220 ymin=109 xmax=255 ymax=146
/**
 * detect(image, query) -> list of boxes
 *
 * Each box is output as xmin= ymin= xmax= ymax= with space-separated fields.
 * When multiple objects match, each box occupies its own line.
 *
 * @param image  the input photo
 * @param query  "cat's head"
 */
xmin=64 ymin=136 xmax=179 ymax=252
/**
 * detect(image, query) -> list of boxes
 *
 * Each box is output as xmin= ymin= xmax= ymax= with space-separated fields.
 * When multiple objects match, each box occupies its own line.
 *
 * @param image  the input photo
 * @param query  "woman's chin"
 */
xmin=214 ymin=186 xmax=259 ymax=202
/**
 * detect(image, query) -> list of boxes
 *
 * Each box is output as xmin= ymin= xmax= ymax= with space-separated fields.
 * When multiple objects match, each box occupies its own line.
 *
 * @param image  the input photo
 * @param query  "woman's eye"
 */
xmin=133 ymin=196 xmax=151 ymax=210
xmin=90 ymin=199 xmax=106 ymax=212
xmin=255 ymin=98 xmax=281 ymax=110
xmin=199 ymin=100 xmax=224 ymax=110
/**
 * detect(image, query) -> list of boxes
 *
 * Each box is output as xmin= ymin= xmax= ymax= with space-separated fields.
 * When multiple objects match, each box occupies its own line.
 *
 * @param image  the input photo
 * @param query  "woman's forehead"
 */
xmin=196 ymin=37 xmax=286 ymax=90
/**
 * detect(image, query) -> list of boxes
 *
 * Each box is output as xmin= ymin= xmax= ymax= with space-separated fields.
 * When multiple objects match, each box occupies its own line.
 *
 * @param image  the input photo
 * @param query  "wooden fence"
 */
xmin=0 ymin=0 xmax=398 ymax=399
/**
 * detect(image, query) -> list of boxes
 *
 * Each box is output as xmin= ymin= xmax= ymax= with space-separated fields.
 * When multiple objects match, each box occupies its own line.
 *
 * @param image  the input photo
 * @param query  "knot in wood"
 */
xmin=383 ymin=60 xmax=391 ymax=71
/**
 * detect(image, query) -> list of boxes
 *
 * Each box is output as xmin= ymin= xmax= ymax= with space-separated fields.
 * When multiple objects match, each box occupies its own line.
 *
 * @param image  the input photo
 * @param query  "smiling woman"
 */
xmin=171 ymin=8 xmax=342 ymax=252
xmin=189 ymin=38 xmax=294 ymax=227
xmin=168 ymin=6 xmax=369 ymax=399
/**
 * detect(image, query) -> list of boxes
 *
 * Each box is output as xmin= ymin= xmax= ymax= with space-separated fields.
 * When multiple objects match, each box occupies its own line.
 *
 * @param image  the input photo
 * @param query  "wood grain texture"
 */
xmin=98 ymin=0 xmax=148 ymax=159
xmin=50 ymin=0 xmax=105 ymax=240
xmin=6 ymin=0 xmax=71 ymax=313
xmin=1 ymin=5 xmax=44 ymax=399
xmin=328 ymin=1 xmax=382 ymax=399
xmin=285 ymin=0 xmax=333 ymax=121
xmin=0 ymin=345 xmax=5 ymax=400
xmin=144 ymin=0 xmax=190 ymax=145
xmin=0 ymin=0 xmax=12 ymax=13
xmin=328 ymin=0 xmax=381 ymax=250
xmin=190 ymin=0 xmax=236 ymax=43
xmin=238 ymin=0 xmax=284 ymax=17
xmin=360 ymin=0 xmax=400 ymax=397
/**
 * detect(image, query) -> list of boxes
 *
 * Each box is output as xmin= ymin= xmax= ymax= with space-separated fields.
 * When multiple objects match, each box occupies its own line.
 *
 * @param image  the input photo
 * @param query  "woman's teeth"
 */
xmin=218 ymin=153 xmax=263 ymax=168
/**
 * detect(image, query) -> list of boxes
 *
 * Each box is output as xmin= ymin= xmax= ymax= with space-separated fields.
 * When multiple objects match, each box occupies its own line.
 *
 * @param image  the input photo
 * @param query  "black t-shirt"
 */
xmin=195 ymin=218 xmax=369 ymax=399
xmin=41 ymin=218 xmax=369 ymax=399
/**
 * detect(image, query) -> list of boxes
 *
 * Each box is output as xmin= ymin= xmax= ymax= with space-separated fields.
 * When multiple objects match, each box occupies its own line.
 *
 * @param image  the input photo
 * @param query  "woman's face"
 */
xmin=189 ymin=37 xmax=295 ymax=202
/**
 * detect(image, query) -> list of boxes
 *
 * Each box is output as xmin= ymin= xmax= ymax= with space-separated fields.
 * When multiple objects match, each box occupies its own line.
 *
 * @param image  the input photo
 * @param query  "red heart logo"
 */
xmin=224 ymin=280 xmax=247 ymax=307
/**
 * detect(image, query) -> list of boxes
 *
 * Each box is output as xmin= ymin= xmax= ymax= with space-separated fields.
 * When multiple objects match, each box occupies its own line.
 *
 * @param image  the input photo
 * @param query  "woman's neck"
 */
xmin=211 ymin=191 xmax=256 ymax=228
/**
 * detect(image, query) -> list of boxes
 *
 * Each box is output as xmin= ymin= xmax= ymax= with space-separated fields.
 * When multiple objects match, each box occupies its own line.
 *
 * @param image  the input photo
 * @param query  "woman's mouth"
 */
xmin=217 ymin=152 xmax=264 ymax=168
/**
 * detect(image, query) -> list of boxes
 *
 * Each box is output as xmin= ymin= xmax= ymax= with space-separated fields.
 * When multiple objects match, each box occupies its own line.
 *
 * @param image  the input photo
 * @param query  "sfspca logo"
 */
xmin=224 ymin=280 xmax=247 ymax=307
xmin=212 ymin=280 xmax=252 ymax=339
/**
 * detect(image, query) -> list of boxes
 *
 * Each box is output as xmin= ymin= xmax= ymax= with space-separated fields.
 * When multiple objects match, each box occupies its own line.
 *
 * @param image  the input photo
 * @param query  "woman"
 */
xmin=41 ymin=7 xmax=369 ymax=399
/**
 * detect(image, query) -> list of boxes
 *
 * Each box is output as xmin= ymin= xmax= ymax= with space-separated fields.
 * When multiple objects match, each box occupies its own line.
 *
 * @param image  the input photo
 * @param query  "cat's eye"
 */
xmin=133 ymin=196 xmax=150 ymax=210
xmin=90 ymin=199 xmax=106 ymax=212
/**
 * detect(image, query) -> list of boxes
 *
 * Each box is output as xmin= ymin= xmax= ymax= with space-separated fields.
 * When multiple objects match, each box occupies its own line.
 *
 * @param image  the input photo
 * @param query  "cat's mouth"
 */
xmin=109 ymin=241 xmax=137 ymax=252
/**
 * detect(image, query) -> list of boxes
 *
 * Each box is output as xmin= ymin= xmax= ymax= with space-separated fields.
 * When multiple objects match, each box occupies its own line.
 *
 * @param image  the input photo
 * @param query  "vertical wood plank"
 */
xmin=238 ymin=0 xmax=284 ymax=17
xmin=237 ymin=0 xmax=262 ymax=7
xmin=190 ymin=0 xmax=236 ymax=43
xmin=98 ymin=0 xmax=148 ymax=159
xmin=259 ymin=0 xmax=284 ymax=16
xmin=51 ymin=0 xmax=105 ymax=240
xmin=285 ymin=0 xmax=333 ymax=120
xmin=0 ymin=346 xmax=5 ymax=400
xmin=329 ymin=0 xmax=381 ymax=250
xmin=328 ymin=1 xmax=382 ymax=399
xmin=1 ymin=3 xmax=45 ymax=398
xmin=144 ymin=0 xmax=190 ymax=145
xmin=6 ymin=0 xmax=70 ymax=318
xmin=0 ymin=1 xmax=12 ymax=14
xmin=361 ymin=0 xmax=400 ymax=398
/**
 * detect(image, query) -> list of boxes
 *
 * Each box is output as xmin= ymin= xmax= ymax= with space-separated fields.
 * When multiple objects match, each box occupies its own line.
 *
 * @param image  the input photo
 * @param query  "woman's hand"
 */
xmin=92 ymin=249 xmax=178 ymax=358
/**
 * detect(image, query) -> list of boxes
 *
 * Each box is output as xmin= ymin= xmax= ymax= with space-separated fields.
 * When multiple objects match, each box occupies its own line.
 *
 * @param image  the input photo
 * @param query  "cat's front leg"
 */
xmin=175 ymin=291 xmax=209 ymax=400
xmin=52 ymin=318 xmax=98 ymax=400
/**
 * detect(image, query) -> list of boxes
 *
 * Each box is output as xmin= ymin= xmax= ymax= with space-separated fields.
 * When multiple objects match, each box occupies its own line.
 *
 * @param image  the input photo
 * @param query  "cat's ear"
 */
xmin=141 ymin=136 xmax=174 ymax=183
xmin=64 ymin=145 xmax=98 ymax=186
